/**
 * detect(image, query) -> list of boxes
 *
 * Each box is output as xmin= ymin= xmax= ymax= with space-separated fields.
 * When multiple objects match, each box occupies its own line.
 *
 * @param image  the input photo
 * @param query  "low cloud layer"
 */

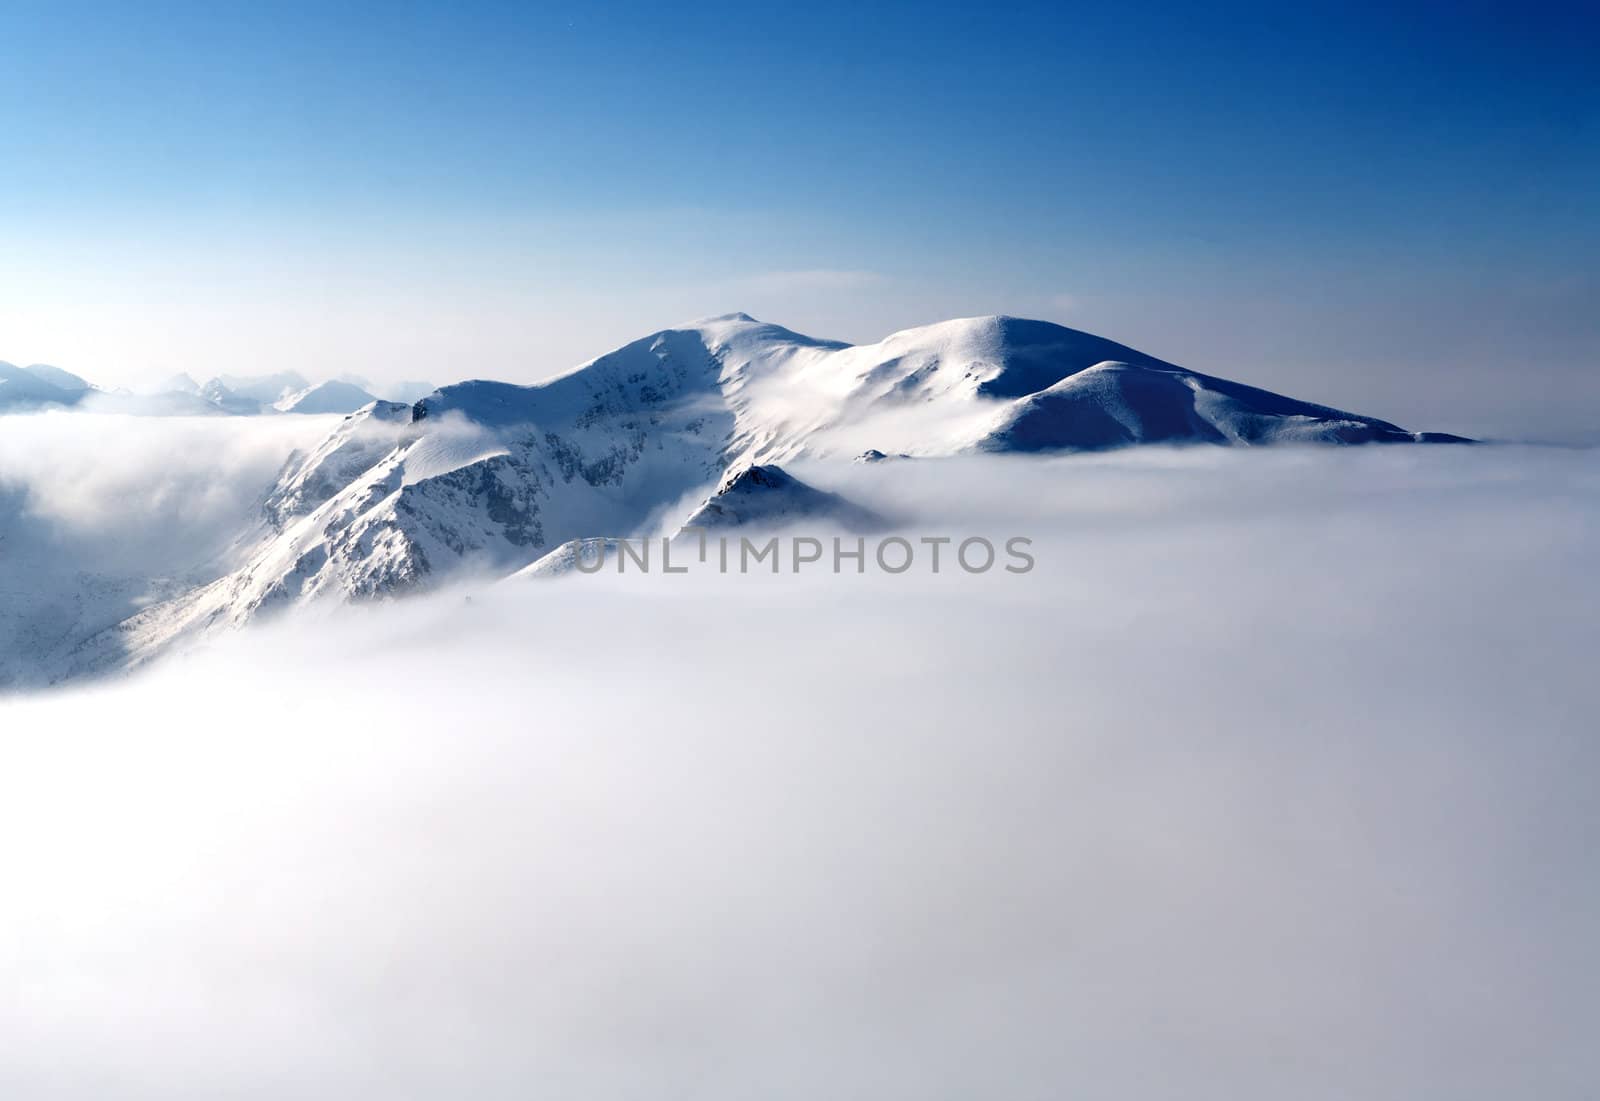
xmin=1 ymin=444 xmax=1597 ymax=1097
xmin=0 ymin=412 xmax=337 ymax=684
xmin=0 ymin=411 xmax=337 ymax=568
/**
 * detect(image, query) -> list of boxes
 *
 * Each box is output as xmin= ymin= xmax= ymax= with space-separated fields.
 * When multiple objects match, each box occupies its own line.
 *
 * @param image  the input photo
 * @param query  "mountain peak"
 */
xmin=686 ymin=464 xmax=884 ymax=532
xmin=63 ymin=311 xmax=1468 ymax=675
xmin=274 ymin=379 xmax=380 ymax=415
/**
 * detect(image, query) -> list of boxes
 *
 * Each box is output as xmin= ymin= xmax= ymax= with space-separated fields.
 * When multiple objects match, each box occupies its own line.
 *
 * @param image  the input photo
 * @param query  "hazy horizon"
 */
xmin=5 ymin=297 xmax=1596 ymax=444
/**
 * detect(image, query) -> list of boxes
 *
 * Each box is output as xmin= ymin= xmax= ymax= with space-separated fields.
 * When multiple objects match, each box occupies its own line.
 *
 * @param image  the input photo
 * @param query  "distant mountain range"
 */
xmin=0 ymin=363 xmax=435 ymax=416
xmin=15 ymin=313 xmax=1469 ymax=684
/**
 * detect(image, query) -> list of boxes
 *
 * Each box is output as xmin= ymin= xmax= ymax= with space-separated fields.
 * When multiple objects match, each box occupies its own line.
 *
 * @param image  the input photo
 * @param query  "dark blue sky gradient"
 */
xmin=2 ymin=1 xmax=1595 ymax=437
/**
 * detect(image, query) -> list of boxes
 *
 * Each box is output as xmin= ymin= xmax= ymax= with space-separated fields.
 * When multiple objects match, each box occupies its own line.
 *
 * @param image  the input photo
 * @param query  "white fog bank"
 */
xmin=0 ymin=413 xmax=339 ymax=686
xmin=1 ymin=445 xmax=1597 ymax=1098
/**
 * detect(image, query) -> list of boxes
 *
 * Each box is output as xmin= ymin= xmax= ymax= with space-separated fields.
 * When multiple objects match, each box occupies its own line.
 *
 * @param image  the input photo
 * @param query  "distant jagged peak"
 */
xmin=208 ymin=370 xmax=310 ymax=405
xmin=200 ymin=378 xmax=265 ymax=416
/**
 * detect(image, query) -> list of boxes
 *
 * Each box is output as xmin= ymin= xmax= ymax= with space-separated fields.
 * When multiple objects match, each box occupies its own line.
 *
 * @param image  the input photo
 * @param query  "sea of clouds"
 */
xmin=0 ymin=411 xmax=341 ymax=573
xmin=0 ymin=412 xmax=343 ymax=685
xmin=1 ymin=431 xmax=1597 ymax=1098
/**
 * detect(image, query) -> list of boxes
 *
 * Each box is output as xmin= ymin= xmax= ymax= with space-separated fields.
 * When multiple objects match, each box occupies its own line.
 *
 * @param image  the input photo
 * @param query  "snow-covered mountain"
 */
xmin=200 ymin=379 xmax=266 ymax=415
xmin=54 ymin=313 xmax=1467 ymax=678
xmin=681 ymin=464 xmax=884 ymax=532
xmin=511 ymin=537 xmax=628 ymax=578
xmin=210 ymin=371 xmax=310 ymax=405
xmin=514 ymin=463 xmax=884 ymax=579
xmin=274 ymin=379 xmax=381 ymax=414
xmin=0 ymin=362 xmax=88 ymax=410
xmin=0 ymin=364 xmax=428 ymax=418
xmin=15 ymin=363 xmax=89 ymax=392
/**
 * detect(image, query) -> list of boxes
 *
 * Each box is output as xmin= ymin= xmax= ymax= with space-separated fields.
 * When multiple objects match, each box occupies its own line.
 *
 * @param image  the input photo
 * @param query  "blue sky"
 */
xmin=1 ymin=0 xmax=1595 ymax=438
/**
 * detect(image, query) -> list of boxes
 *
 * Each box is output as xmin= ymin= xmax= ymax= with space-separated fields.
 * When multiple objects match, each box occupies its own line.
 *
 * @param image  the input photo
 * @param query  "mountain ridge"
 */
xmin=52 ymin=312 xmax=1469 ymax=680
xmin=0 ymin=364 xmax=431 ymax=417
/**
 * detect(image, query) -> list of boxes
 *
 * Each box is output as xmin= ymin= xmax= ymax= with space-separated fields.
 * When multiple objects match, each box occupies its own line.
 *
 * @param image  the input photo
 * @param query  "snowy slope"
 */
xmin=515 ymin=463 xmax=882 ymax=579
xmin=0 ymin=363 xmax=82 ymax=410
xmin=60 ymin=313 xmax=1466 ymax=675
xmin=274 ymin=380 xmax=382 ymax=414
xmin=261 ymin=400 xmax=415 ymax=528
xmin=681 ymin=464 xmax=883 ymax=532
xmin=975 ymin=359 xmax=1434 ymax=452
xmin=1 ymin=413 xmax=342 ymax=689
xmin=200 ymin=379 xmax=266 ymax=415
xmin=686 ymin=314 xmax=1464 ymax=458
xmin=418 ymin=312 xmax=1460 ymax=462
xmin=19 ymin=364 xmax=89 ymax=391
xmin=512 ymin=537 xmax=627 ymax=579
